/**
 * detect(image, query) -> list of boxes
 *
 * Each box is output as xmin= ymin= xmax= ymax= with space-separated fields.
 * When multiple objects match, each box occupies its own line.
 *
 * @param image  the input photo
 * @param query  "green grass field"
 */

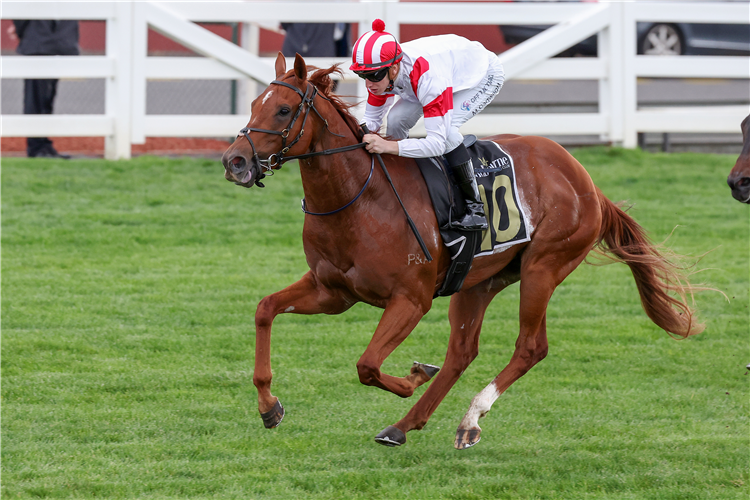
xmin=2 ymin=148 xmax=748 ymax=499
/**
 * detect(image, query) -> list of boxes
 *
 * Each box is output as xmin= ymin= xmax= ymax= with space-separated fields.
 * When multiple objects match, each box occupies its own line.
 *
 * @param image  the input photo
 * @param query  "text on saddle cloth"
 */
xmin=418 ymin=139 xmax=531 ymax=259
xmin=471 ymin=140 xmax=531 ymax=256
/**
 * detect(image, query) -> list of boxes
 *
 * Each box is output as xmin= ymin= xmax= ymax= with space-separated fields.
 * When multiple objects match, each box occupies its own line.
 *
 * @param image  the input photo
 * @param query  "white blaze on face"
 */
xmin=262 ymin=90 xmax=274 ymax=105
xmin=458 ymin=381 xmax=501 ymax=430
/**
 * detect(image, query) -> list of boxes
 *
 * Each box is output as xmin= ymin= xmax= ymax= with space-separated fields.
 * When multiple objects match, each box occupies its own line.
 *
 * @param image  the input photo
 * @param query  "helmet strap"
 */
xmin=384 ymin=63 xmax=398 ymax=92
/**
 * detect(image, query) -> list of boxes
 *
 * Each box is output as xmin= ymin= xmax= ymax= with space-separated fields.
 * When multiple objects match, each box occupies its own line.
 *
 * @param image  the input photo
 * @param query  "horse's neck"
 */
xmin=298 ymin=130 xmax=375 ymax=215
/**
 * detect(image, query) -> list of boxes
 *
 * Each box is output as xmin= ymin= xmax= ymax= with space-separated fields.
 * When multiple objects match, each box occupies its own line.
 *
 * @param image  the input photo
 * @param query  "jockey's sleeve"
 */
xmin=363 ymin=92 xmax=394 ymax=135
xmin=398 ymin=70 xmax=453 ymax=158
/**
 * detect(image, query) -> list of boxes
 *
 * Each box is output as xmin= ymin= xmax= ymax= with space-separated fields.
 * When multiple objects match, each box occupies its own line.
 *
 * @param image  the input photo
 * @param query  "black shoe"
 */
xmin=29 ymin=150 xmax=71 ymax=159
xmin=449 ymin=201 xmax=488 ymax=231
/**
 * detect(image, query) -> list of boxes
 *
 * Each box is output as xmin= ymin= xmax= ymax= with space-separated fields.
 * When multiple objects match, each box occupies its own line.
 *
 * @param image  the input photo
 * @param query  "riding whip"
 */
xmin=361 ymin=124 xmax=433 ymax=262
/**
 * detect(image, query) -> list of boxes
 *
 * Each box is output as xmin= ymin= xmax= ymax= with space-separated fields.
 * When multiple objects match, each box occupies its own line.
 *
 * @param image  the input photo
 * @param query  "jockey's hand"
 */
xmin=363 ymin=134 xmax=399 ymax=155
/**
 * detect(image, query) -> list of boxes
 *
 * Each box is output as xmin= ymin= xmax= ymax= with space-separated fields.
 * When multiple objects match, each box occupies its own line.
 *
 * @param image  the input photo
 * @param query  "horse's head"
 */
xmin=728 ymin=113 xmax=750 ymax=203
xmin=222 ymin=53 xmax=317 ymax=188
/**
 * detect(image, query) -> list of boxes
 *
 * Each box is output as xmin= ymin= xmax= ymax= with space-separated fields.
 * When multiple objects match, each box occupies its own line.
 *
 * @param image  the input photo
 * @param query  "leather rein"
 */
xmin=237 ymin=80 xmax=367 ymax=190
xmin=238 ymin=79 xmax=431 ymax=259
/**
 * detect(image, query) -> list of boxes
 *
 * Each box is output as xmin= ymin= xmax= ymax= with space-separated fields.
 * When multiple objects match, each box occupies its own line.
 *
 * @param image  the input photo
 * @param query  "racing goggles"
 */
xmin=355 ymin=66 xmax=390 ymax=83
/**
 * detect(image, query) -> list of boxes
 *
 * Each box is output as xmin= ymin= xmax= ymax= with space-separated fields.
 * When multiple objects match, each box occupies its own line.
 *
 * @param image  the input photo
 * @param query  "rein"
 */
xmin=301 ymin=156 xmax=374 ymax=216
xmin=237 ymin=79 xmax=431 ymax=260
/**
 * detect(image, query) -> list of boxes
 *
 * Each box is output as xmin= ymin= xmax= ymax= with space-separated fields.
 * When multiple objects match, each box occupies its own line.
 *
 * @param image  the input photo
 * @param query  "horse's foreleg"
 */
xmin=254 ymin=271 xmax=346 ymax=428
xmin=375 ymin=286 xmax=499 ymax=447
xmin=356 ymin=294 xmax=431 ymax=399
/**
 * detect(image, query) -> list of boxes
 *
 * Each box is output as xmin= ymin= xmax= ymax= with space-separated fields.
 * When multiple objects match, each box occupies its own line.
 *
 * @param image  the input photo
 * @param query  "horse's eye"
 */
xmin=279 ymin=107 xmax=291 ymax=116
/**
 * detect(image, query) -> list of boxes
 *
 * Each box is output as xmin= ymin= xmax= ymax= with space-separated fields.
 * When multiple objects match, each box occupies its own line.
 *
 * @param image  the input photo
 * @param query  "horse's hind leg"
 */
xmin=374 ymin=280 xmax=508 ymax=446
xmin=454 ymin=276 xmax=552 ymax=449
xmin=254 ymin=271 xmax=349 ymax=428
xmin=455 ymin=245 xmax=593 ymax=449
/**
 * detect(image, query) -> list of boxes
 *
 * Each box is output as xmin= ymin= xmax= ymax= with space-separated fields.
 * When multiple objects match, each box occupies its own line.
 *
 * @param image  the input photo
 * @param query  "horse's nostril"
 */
xmin=228 ymin=155 xmax=246 ymax=173
xmin=728 ymin=176 xmax=750 ymax=190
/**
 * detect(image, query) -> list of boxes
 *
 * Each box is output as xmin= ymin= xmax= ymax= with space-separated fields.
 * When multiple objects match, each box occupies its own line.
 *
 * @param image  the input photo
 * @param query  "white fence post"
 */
xmin=621 ymin=2 xmax=639 ymax=149
xmin=131 ymin=1 xmax=148 ymax=145
xmin=238 ymin=22 xmax=261 ymax=119
xmin=604 ymin=2 xmax=624 ymax=146
xmin=354 ymin=1 xmax=390 ymax=122
xmin=598 ymin=13 xmax=611 ymax=143
xmin=384 ymin=1 xmax=400 ymax=43
xmin=103 ymin=1 xmax=133 ymax=159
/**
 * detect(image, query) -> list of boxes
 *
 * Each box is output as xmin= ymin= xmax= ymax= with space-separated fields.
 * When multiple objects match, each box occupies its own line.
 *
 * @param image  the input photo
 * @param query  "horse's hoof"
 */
xmin=375 ymin=425 xmax=406 ymax=447
xmin=412 ymin=361 xmax=440 ymax=379
xmin=260 ymin=400 xmax=284 ymax=429
xmin=454 ymin=427 xmax=481 ymax=450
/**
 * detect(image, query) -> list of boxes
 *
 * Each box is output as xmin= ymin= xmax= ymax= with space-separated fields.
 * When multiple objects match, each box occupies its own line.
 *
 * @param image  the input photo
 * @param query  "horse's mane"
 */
xmin=308 ymin=65 xmax=364 ymax=139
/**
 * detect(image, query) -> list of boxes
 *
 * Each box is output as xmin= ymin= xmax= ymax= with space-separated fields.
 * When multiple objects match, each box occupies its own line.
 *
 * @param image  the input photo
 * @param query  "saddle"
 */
xmin=415 ymin=136 xmax=530 ymax=297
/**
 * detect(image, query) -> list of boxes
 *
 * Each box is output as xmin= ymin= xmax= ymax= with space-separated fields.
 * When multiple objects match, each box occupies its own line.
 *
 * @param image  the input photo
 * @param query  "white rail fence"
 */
xmin=1 ymin=1 xmax=749 ymax=159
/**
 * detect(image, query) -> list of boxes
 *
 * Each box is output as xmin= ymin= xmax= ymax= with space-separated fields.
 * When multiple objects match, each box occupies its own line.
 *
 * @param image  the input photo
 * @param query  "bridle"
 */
xmin=236 ymin=78 xmax=431 ymax=259
xmin=237 ymin=79 xmax=367 ymax=188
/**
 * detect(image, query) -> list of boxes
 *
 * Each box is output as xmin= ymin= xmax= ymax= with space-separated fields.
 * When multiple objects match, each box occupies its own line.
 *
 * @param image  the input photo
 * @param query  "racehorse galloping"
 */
xmin=728 ymin=114 xmax=750 ymax=203
xmin=221 ymin=54 xmax=704 ymax=449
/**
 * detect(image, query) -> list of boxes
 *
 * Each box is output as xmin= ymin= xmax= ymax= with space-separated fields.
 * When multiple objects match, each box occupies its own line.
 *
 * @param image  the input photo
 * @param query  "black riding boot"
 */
xmin=445 ymin=144 xmax=488 ymax=231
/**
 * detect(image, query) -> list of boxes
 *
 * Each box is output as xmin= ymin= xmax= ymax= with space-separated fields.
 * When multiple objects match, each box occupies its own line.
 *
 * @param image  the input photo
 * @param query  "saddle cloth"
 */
xmin=415 ymin=136 xmax=531 ymax=296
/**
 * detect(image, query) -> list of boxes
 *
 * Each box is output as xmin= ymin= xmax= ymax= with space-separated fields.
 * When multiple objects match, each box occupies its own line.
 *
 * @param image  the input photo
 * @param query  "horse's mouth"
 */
xmin=728 ymin=174 xmax=750 ymax=203
xmin=235 ymin=167 xmax=256 ymax=187
xmin=731 ymin=187 xmax=750 ymax=204
xmin=224 ymin=155 xmax=262 ymax=188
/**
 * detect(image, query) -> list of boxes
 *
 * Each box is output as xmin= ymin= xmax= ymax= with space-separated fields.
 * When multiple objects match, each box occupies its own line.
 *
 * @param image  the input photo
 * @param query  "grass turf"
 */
xmin=2 ymin=148 xmax=748 ymax=499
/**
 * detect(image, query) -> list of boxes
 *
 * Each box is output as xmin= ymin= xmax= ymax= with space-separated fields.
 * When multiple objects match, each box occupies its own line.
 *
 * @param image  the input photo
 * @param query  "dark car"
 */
xmin=499 ymin=22 xmax=750 ymax=57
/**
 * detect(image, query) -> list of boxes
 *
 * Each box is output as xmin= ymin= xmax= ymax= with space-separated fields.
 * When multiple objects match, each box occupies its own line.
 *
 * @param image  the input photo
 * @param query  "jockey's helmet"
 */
xmin=350 ymin=19 xmax=403 ymax=75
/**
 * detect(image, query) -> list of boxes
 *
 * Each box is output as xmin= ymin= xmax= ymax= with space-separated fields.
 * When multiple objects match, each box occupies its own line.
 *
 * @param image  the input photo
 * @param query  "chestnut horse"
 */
xmin=221 ymin=53 xmax=703 ymax=449
xmin=728 ymin=114 xmax=750 ymax=203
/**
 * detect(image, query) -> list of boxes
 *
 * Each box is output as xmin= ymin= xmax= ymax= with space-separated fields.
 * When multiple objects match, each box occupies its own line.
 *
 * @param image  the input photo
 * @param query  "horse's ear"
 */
xmin=293 ymin=53 xmax=307 ymax=82
xmin=275 ymin=52 xmax=286 ymax=78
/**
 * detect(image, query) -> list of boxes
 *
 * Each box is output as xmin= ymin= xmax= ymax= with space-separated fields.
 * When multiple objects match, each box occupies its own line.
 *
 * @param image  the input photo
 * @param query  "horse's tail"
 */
xmin=594 ymin=188 xmax=704 ymax=338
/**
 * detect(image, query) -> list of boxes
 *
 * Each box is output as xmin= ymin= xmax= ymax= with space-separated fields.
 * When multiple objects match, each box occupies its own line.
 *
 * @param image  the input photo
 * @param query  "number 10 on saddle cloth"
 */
xmin=419 ymin=139 xmax=531 ymax=257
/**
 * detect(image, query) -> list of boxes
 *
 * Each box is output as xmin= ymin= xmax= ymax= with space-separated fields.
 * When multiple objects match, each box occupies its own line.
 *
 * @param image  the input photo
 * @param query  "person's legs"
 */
xmin=443 ymin=58 xmax=505 ymax=231
xmin=385 ymin=98 xmax=423 ymax=140
xmin=450 ymin=58 xmax=505 ymax=136
xmin=444 ymin=143 xmax=487 ymax=231
xmin=24 ymin=79 xmax=59 ymax=157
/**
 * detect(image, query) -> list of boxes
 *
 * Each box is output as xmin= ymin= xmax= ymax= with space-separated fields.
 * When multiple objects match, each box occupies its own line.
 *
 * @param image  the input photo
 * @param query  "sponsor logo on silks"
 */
xmin=461 ymin=100 xmax=471 ymax=112
xmin=475 ymin=155 xmax=511 ymax=173
xmin=489 ymin=156 xmax=511 ymax=171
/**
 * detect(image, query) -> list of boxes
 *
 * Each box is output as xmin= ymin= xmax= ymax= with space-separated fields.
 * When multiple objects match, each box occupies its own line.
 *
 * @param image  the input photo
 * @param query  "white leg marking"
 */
xmin=459 ymin=382 xmax=500 ymax=430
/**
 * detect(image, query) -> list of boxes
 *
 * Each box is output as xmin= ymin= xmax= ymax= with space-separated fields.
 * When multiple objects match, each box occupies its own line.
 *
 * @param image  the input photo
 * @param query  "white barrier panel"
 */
xmin=1 ymin=1 xmax=749 ymax=158
xmin=2 ymin=115 xmax=115 ymax=137
xmin=2 ymin=56 xmax=116 ymax=78
xmin=635 ymin=106 xmax=750 ymax=133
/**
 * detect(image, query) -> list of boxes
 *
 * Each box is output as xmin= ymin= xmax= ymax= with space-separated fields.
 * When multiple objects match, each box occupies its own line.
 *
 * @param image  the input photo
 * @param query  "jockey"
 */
xmin=351 ymin=19 xmax=505 ymax=232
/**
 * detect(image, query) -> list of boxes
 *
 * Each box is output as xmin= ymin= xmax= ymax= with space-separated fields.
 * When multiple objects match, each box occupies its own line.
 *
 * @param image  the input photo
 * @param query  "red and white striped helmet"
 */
xmin=350 ymin=19 xmax=403 ymax=72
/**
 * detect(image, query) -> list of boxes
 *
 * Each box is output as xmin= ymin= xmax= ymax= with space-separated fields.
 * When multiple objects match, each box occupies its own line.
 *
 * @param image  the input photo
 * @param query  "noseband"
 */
xmin=237 ymin=80 xmax=365 ymax=188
